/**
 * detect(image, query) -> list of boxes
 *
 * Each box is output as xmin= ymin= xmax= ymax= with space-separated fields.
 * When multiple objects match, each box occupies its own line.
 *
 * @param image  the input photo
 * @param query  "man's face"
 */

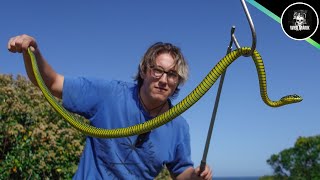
xmin=140 ymin=53 xmax=179 ymax=103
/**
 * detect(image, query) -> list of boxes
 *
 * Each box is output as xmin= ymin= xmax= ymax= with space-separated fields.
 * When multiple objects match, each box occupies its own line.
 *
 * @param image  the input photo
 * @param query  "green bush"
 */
xmin=0 ymin=74 xmax=85 ymax=179
xmin=155 ymin=166 xmax=172 ymax=180
xmin=266 ymin=135 xmax=320 ymax=179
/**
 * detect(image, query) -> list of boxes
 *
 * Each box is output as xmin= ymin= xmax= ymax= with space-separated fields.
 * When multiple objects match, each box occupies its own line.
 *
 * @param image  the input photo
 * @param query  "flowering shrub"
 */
xmin=0 ymin=74 xmax=85 ymax=179
xmin=0 ymin=74 xmax=171 ymax=179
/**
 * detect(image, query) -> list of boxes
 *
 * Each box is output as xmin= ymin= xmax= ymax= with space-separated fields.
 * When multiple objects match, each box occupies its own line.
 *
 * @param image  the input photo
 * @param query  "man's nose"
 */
xmin=158 ymin=72 xmax=168 ymax=84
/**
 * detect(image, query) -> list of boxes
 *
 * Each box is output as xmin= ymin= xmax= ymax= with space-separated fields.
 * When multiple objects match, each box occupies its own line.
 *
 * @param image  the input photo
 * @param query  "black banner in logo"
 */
xmin=248 ymin=0 xmax=319 ymax=49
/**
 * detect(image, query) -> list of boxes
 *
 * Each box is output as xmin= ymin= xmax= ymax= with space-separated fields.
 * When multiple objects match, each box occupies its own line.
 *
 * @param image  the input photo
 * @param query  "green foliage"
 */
xmin=259 ymin=175 xmax=288 ymax=180
xmin=155 ymin=166 xmax=172 ymax=180
xmin=0 ymin=74 xmax=85 ymax=179
xmin=266 ymin=135 xmax=320 ymax=180
xmin=0 ymin=74 xmax=171 ymax=179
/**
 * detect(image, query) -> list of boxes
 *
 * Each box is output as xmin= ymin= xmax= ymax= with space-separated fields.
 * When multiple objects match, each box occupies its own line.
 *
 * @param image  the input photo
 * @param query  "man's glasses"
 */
xmin=149 ymin=65 xmax=180 ymax=84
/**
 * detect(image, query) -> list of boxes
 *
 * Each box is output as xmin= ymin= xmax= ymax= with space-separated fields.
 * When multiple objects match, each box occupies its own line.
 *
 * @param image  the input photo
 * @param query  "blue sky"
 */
xmin=1 ymin=0 xmax=319 ymax=177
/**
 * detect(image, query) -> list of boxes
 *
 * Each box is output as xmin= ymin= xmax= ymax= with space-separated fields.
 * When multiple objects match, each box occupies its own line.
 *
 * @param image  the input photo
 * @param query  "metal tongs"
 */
xmin=232 ymin=0 xmax=257 ymax=56
xmin=199 ymin=0 xmax=257 ymax=175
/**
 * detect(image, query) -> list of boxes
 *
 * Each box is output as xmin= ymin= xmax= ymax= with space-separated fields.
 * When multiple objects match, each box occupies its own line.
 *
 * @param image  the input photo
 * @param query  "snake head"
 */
xmin=280 ymin=94 xmax=303 ymax=104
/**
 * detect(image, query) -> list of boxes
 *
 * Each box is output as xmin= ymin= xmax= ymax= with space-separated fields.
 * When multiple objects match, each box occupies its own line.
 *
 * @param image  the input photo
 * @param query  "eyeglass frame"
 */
xmin=148 ymin=65 xmax=180 ymax=84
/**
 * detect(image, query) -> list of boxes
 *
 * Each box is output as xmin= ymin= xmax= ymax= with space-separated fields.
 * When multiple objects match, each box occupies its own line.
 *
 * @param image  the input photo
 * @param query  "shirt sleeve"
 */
xmin=62 ymin=76 xmax=105 ymax=120
xmin=166 ymin=121 xmax=194 ymax=176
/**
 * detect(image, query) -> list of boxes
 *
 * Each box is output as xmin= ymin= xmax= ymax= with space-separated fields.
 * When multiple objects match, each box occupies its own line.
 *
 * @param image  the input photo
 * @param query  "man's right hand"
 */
xmin=7 ymin=34 xmax=64 ymax=99
xmin=8 ymin=34 xmax=38 ymax=53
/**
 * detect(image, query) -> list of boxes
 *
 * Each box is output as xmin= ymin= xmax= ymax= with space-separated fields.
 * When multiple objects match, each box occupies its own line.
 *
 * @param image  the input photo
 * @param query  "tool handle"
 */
xmin=199 ymin=160 xmax=206 ymax=175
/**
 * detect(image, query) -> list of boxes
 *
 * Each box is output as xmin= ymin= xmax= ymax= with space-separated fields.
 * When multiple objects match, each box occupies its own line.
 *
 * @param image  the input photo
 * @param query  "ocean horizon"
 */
xmin=213 ymin=177 xmax=259 ymax=180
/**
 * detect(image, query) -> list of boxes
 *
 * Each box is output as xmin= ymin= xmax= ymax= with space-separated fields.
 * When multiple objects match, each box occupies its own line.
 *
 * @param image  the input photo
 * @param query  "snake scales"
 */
xmin=28 ymin=47 xmax=302 ymax=138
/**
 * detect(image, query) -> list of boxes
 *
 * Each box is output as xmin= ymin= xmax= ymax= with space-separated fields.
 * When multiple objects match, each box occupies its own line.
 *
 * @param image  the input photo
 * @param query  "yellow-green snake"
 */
xmin=28 ymin=47 xmax=302 ymax=138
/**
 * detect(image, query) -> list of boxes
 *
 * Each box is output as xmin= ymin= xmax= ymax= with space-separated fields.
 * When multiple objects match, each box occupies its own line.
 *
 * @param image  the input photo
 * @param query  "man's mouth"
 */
xmin=155 ymin=87 xmax=167 ymax=91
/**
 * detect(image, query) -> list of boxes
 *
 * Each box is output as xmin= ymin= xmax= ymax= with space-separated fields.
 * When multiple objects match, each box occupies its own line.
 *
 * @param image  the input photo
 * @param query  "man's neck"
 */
xmin=139 ymin=89 xmax=168 ymax=117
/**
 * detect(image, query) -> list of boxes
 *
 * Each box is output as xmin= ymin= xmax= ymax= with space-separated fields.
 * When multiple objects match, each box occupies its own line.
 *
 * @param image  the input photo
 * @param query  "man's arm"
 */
xmin=8 ymin=34 xmax=64 ymax=99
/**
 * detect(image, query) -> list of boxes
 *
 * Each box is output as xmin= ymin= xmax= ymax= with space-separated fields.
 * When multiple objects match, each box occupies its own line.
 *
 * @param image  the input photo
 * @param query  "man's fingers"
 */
xmin=8 ymin=36 xmax=18 ymax=52
xmin=8 ymin=35 xmax=36 ymax=53
xmin=200 ymin=165 xmax=212 ymax=180
xmin=203 ymin=167 xmax=212 ymax=180
xmin=194 ymin=167 xmax=200 ymax=174
xmin=14 ymin=37 xmax=24 ymax=53
xmin=22 ymin=40 xmax=31 ymax=52
xmin=8 ymin=35 xmax=24 ymax=53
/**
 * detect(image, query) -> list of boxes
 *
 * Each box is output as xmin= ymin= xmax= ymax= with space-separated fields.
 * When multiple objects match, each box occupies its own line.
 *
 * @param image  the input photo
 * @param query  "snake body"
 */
xmin=28 ymin=47 xmax=302 ymax=138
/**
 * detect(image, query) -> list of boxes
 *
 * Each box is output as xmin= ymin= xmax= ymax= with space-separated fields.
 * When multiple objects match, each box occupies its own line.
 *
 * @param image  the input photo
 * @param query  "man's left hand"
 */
xmin=195 ymin=165 xmax=213 ymax=180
